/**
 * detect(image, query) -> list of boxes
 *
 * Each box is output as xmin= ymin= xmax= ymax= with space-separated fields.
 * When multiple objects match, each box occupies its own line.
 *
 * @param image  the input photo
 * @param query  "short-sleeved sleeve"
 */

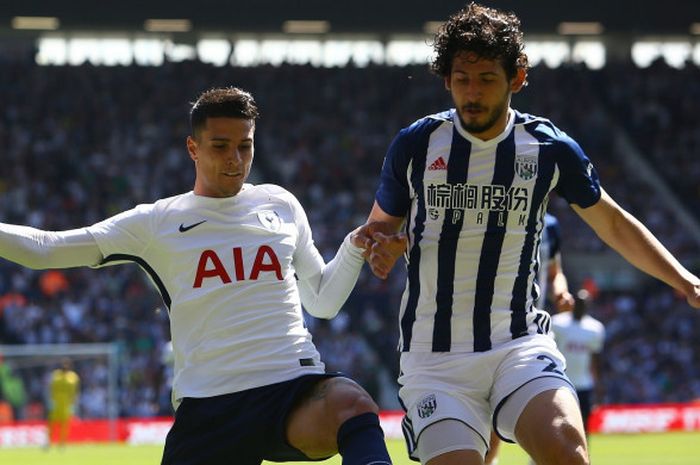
xmin=375 ymin=128 xmax=412 ymax=217
xmin=553 ymin=136 xmax=601 ymax=208
xmin=86 ymin=204 xmax=154 ymax=263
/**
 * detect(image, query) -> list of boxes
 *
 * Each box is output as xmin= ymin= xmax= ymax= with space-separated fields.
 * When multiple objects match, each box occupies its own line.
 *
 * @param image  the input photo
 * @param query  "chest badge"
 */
xmin=515 ymin=153 xmax=538 ymax=180
xmin=257 ymin=210 xmax=281 ymax=232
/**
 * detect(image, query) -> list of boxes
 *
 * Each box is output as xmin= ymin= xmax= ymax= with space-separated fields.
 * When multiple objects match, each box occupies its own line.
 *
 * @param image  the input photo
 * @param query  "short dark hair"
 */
xmin=431 ymin=2 xmax=529 ymax=80
xmin=189 ymin=87 xmax=259 ymax=137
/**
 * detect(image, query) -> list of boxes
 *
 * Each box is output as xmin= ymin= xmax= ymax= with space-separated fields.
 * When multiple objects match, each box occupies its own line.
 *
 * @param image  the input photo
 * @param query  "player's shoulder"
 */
xmin=582 ymin=314 xmax=605 ymax=332
xmin=151 ymin=192 xmax=192 ymax=211
xmin=246 ymin=183 xmax=302 ymax=211
xmin=513 ymin=110 xmax=581 ymax=150
xmin=247 ymin=183 xmax=297 ymax=202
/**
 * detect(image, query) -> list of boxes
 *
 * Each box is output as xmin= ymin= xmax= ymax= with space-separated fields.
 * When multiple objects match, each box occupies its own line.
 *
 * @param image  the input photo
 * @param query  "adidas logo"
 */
xmin=428 ymin=157 xmax=447 ymax=170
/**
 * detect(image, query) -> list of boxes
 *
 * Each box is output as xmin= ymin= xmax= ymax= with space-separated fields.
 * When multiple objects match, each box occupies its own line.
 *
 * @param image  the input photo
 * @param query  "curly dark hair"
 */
xmin=431 ymin=2 xmax=529 ymax=80
xmin=190 ymin=86 xmax=259 ymax=137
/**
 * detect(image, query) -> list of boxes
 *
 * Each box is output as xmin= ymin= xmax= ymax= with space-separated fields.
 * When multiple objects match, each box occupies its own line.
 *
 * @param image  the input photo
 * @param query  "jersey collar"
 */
xmin=452 ymin=108 xmax=515 ymax=147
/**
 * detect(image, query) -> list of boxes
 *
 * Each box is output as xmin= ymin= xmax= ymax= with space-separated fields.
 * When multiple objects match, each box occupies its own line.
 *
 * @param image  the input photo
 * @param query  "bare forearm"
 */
xmin=596 ymin=209 xmax=696 ymax=292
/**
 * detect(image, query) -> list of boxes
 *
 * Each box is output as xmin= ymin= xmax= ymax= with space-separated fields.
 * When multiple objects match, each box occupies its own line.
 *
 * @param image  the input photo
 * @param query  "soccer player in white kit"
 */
xmin=552 ymin=289 xmax=605 ymax=435
xmin=0 ymin=87 xmax=393 ymax=465
xmin=359 ymin=3 xmax=700 ymax=465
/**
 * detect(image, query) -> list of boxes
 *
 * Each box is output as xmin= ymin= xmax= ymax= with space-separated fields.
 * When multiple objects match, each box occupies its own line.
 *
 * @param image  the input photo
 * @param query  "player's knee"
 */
xmin=326 ymin=377 xmax=379 ymax=426
xmin=541 ymin=420 xmax=589 ymax=465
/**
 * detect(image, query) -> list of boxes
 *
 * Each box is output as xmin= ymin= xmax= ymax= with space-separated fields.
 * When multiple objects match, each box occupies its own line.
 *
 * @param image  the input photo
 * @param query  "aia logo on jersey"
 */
xmin=193 ymin=246 xmax=282 ymax=288
xmin=257 ymin=210 xmax=281 ymax=232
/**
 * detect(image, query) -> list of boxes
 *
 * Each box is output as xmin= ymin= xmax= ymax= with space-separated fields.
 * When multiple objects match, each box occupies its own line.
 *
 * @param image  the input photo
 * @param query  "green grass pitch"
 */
xmin=1 ymin=433 xmax=698 ymax=464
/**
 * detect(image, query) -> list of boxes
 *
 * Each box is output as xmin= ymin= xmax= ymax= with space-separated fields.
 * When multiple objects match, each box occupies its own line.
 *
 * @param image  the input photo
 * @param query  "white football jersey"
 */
xmin=551 ymin=312 xmax=605 ymax=390
xmin=87 ymin=184 xmax=331 ymax=405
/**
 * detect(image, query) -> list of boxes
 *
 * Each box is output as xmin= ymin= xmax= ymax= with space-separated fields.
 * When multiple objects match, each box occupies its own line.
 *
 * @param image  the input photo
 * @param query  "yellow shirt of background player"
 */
xmin=49 ymin=369 xmax=80 ymax=421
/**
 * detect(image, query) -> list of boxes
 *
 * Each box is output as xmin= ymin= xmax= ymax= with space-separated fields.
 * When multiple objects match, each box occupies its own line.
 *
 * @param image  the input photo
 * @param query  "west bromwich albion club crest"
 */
xmin=515 ymin=153 xmax=538 ymax=180
xmin=257 ymin=210 xmax=281 ymax=232
xmin=417 ymin=393 xmax=437 ymax=419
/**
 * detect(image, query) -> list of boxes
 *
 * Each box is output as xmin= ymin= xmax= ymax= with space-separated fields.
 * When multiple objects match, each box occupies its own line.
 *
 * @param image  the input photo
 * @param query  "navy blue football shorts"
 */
xmin=161 ymin=373 xmax=342 ymax=465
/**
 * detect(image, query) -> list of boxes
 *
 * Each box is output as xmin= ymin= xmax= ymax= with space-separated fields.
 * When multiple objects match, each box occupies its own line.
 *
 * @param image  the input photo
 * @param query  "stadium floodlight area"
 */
xmin=31 ymin=33 xmax=700 ymax=69
xmin=0 ymin=343 xmax=119 ymax=440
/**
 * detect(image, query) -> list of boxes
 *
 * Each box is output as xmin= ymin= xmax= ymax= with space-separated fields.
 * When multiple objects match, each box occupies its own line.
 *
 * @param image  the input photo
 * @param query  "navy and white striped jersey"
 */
xmin=376 ymin=109 xmax=600 ymax=353
xmin=535 ymin=213 xmax=562 ymax=310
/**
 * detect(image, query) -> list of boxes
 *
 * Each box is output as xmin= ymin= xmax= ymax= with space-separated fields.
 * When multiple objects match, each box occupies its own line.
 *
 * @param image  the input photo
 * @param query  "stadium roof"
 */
xmin=2 ymin=0 xmax=699 ymax=35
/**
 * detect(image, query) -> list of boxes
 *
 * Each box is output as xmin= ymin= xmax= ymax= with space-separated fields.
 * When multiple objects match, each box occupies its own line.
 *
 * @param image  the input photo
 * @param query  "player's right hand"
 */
xmin=367 ymin=231 xmax=407 ymax=280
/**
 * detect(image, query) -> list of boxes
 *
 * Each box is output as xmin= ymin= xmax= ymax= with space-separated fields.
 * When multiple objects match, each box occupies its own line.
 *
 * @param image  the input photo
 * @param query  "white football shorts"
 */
xmin=398 ymin=334 xmax=575 ymax=460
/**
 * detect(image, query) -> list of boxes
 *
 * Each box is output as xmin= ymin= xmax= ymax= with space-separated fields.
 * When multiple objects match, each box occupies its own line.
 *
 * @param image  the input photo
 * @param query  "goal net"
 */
xmin=0 ymin=343 xmax=119 ymax=439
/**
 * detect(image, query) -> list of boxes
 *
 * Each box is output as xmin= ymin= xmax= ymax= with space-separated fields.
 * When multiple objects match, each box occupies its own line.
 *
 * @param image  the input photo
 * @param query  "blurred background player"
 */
xmin=552 ymin=289 xmax=605 ymax=435
xmin=46 ymin=358 xmax=80 ymax=449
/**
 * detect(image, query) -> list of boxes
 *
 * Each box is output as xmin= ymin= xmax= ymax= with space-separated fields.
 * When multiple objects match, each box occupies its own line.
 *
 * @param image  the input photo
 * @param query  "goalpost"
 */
xmin=0 ymin=343 xmax=120 ymax=441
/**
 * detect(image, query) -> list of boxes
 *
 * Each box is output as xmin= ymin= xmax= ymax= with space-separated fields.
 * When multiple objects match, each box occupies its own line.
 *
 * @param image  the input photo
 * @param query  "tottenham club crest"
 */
xmin=515 ymin=153 xmax=538 ymax=180
xmin=417 ymin=393 xmax=437 ymax=419
xmin=257 ymin=210 xmax=281 ymax=232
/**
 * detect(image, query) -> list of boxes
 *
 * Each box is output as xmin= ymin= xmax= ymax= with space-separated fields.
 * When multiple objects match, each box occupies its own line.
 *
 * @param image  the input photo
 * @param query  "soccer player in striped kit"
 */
xmin=361 ymin=3 xmax=700 ymax=465
xmin=0 ymin=87 xmax=392 ymax=465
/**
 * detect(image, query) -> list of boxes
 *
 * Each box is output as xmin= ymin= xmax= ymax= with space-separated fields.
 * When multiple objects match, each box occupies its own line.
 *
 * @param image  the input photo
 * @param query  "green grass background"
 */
xmin=1 ymin=433 xmax=698 ymax=464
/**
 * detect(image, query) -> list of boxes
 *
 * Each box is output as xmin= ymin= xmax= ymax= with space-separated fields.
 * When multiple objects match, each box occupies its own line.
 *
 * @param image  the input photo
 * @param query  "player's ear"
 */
xmin=186 ymin=136 xmax=198 ymax=161
xmin=511 ymin=68 xmax=527 ymax=94
xmin=444 ymin=75 xmax=451 ymax=92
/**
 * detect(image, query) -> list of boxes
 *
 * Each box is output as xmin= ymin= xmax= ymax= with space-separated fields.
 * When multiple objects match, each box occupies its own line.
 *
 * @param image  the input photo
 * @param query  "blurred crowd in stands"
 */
xmin=0 ymin=56 xmax=698 ymax=420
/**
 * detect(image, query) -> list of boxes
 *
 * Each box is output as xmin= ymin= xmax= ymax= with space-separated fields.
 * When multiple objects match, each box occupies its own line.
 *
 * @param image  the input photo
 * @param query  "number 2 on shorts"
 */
xmin=537 ymin=354 xmax=563 ymax=375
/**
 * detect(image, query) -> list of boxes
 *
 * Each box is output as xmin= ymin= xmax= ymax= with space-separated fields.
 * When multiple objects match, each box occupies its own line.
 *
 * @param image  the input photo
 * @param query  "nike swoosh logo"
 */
xmin=179 ymin=220 xmax=207 ymax=232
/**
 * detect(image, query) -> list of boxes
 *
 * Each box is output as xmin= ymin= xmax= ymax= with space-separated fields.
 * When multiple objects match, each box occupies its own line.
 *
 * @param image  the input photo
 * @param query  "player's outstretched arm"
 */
xmin=571 ymin=188 xmax=700 ymax=308
xmin=0 ymin=223 xmax=103 ymax=269
xmin=297 ymin=220 xmax=406 ymax=318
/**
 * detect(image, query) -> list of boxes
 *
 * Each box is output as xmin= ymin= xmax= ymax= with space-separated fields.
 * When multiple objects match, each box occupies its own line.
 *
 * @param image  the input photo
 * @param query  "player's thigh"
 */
xmin=286 ymin=376 xmax=377 ymax=458
xmin=490 ymin=334 xmax=572 ymax=440
xmin=399 ymin=352 xmax=493 ymax=462
xmin=416 ymin=419 xmax=486 ymax=465
xmin=489 ymin=334 xmax=588 ymax=463
xmin=515 ymin=388 xmax=588 ymax=465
